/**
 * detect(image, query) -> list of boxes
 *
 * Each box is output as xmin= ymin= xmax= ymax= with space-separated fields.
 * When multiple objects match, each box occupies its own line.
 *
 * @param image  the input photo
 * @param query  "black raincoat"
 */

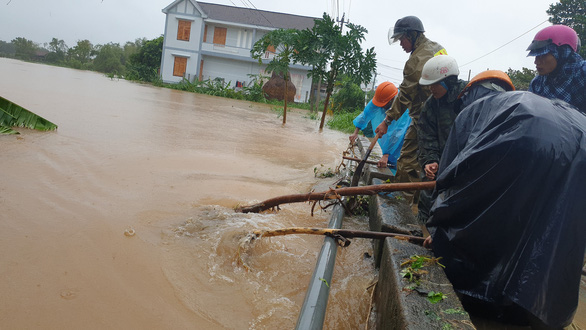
xmin=427 ymin=91 xmax=586 ymax=328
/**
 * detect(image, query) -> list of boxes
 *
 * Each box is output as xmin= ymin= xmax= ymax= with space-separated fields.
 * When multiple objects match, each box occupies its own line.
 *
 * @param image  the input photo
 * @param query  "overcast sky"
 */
xmin=0 ymin=0 xmax=556 ymax=84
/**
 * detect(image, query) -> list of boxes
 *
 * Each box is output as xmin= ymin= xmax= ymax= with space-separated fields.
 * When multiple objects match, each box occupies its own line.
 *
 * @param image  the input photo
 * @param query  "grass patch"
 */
xmin=326 ymin=109 xmax=361 ymax=134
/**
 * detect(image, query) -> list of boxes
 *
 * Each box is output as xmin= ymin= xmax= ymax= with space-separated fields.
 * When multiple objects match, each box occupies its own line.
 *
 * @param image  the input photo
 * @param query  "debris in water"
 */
xmin=236 ymin=233 xmax=258 ymax=271
xmin=124 ymin=227 xmax=136 ymax=237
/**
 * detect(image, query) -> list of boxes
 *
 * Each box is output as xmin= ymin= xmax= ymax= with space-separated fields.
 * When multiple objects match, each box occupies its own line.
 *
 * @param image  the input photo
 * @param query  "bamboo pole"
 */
xmin=251 ymin=227 xmax=425 ymax=245
xmin=236 ymin=181 xmax=436 ymax=213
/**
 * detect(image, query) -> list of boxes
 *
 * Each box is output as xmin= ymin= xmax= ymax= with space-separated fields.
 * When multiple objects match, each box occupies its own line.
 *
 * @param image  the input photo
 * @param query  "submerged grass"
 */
xmin=152 ymin=77 xmax=357 ymax=134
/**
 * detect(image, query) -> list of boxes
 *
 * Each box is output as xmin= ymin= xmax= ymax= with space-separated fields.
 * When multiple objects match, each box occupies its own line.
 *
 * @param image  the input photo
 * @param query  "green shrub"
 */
xmin=326 ymin=109 xmax=361 ymax=134
xmin=331 ymin=76 xmax=366 ymax=113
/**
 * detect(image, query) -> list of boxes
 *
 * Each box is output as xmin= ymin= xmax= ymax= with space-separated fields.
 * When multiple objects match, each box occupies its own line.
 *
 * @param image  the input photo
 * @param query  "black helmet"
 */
xmin=389 ymin=16 xmax=425 ymax=44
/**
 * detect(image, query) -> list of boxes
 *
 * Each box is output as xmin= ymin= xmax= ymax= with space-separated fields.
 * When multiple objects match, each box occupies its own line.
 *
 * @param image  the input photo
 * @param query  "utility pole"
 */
xmin=337 ymin=12 xmax=348 ymax=30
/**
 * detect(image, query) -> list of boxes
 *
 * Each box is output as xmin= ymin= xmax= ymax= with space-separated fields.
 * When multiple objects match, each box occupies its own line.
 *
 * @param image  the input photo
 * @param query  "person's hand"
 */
xmin=424 ymin=162 xmax=439 ymax=180
xmin=423 ymin=236 xmax=433 ymax=249
xmin=349 ymin=133 xmax=358 ymax=144
xmin=375 ymin=121 xmax=388 ymax=138
xmin=378 ymin=154 xmax=389 ymax=168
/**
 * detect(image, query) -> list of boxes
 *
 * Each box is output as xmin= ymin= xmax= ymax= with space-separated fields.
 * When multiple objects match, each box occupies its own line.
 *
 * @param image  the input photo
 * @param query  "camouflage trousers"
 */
xmin=395 ymin=135 xmax=422 ymax=214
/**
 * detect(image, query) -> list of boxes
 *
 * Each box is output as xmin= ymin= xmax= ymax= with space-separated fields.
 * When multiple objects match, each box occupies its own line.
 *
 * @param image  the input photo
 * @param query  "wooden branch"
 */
xmin=251 ymin=227 xmax=425 ymax=245
xmin=236 ymin=181 xmax=436 ymax=213
xmin=343 ymin=156 xmax=378 ymax=165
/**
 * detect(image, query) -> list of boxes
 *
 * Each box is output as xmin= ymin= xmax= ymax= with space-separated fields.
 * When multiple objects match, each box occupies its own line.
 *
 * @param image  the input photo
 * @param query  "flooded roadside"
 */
xmin=0 ymin=58 xmax=375 ymax=329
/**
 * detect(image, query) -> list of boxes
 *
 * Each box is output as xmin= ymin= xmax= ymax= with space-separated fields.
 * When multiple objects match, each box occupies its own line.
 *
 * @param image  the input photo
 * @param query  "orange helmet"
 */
xmin=458 ymin=70 xmax=515 ymax=99
xmin=373 ymin=82 xmax=398 ymax=107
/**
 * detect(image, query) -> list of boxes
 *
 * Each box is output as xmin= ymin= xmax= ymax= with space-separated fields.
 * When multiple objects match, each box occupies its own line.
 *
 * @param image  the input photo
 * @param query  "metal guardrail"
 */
xmin=295 ymin=197 xmax=347 ymax=329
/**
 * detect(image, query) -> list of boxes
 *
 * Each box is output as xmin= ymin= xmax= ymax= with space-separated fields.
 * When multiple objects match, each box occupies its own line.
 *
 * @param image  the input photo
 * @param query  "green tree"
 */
xmin=126 ymin=36 xmax=163 ymax=82
xmin=251 ymin=28 xmax=299 ymax=124
xmin=0 ymin=40 xmax=15 ymax=57
xmin=45 ymin=37 xmax=68 ymax=64
xmin=94 ymin=43 xmax=124 ymax=74
xmin=68 ymin=39 xmax=94 ymax=68
xmin=123 ymin=38 xmax=146 ymax=66
xmin=507 ymin=67 xmax=536 ymax=91
xmin=547 ymin=0 xmax=585 ymax=58
xmin=295 ymin=14 xmax=376 ymax=129
xmin=331 ymin=75 xmax=365 ymax=111
xmin=12 ymin=37 xmax=38 ymax=61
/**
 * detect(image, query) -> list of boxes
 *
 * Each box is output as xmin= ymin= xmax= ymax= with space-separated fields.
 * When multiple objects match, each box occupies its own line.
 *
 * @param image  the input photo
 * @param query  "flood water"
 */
xmin=0 ymin=58 xmax=376 ymax=329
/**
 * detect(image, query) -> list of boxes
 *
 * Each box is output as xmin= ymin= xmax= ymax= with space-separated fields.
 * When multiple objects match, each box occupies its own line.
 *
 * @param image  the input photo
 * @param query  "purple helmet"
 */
xmin=527 ymin=25 xmax=581 ymax=56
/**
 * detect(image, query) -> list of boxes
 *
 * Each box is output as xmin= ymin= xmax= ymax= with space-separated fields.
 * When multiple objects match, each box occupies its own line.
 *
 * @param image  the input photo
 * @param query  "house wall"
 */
xmin=161 ymin=0 xmax=313 ymax=102
xmin=161 ymin=0 xmax=204 ymax=83
xmin=200 ymin=56 xmax=312 ymax=102
xmin=200 ymin=56 xmax=255 ymax=85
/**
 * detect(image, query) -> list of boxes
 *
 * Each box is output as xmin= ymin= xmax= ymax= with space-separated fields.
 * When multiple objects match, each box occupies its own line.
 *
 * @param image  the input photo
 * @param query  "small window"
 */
xmin=203 ymin=25 xmax=208 ymax=42
xmin=177 ymin=20 xmax=191 ymax=41
xmin=213 ymin=27 xmax=227 ymax=45
xmin=173 ymin=57 xmax=187 ymax=77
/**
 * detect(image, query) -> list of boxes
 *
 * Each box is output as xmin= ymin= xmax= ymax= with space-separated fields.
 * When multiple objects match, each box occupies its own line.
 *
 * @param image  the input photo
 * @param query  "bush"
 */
xmin=331 ymin=76 xmax=365 ymax=112
xmin=126 ymin=36 xmax=163 ymax=82
xmin=242 ymin=77 xmax=267 ymax=103
xmin=326 ymin=109 xmax=361 ymax=134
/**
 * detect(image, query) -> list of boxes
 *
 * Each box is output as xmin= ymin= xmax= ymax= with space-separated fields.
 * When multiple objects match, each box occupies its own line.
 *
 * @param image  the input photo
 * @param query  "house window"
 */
xmin=203 ymin=25 xmax=208 ymax=42
xmin=173 ymin=57 xmax=187 ymax=77
xmin=213 ymin=27 xmax=227 ymax=45
xmin=266 ymin=45 xmax=276 ymax=53
xmin=177 ymin=20 xmax=191 ymax=41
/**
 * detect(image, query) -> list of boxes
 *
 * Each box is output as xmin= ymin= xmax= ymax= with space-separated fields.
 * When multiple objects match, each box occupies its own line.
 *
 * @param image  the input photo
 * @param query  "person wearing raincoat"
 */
xmin=425 ymin=70 xmax=586 ymax=329
xmin=349 ymin=81 xmax=411 ymax=170
xmin=375 ymin=16 xmax=447 ymax=213
xmin=526 ymin=24 xmax=586 ymax=113
xmin=415 ymin=55 xmax=469 ymax=224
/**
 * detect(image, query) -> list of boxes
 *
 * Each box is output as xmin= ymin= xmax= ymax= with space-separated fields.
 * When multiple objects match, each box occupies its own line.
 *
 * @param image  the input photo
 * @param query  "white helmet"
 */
xmin=419 ymin=55 xmax=459 ymax=86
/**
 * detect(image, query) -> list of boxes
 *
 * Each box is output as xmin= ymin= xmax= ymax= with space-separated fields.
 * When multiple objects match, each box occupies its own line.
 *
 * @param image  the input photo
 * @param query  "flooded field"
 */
xmin=0 ymin=58 xmax=375 ymax=329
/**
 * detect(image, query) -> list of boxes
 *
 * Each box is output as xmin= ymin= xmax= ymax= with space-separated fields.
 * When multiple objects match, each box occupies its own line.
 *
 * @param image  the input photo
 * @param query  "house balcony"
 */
xmin=200 ymin=42 xmax=276 ymax=61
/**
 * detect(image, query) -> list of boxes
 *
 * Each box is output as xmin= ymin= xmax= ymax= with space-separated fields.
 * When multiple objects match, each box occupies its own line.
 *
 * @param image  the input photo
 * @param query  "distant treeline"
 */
xmin=0 ymin=36 xmax=163 ymax=82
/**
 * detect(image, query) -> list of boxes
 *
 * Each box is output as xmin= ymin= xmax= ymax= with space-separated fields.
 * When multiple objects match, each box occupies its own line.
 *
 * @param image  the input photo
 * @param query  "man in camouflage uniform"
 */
xmin=375 ymin=16 xmax=447 ymax=213
xmin=416 ymin=55 xmax=467 ymax=223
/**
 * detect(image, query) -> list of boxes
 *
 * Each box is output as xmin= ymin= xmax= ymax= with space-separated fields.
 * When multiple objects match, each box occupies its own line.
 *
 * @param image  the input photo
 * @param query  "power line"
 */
xmin=376 ymin=72 xmax=402 ymax=84
xmin=347 ymin=0 xmax=352 ymax=22
xmin=377 ymin=62 xmax=402 ymax=71
xmin=239 ymin=0 xmax=274 ymax=27
xmin=238 ymin=0 xmax=250 ymax=9
xmin=377 ymin=57 xmax=406 ymax=64
xmin=460 ymin=20 xmax=548 ymax=67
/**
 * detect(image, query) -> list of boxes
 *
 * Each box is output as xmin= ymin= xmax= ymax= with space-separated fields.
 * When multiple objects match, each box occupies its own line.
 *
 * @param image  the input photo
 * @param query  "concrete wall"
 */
xmin=351 ymin=137 xmax=473 ymax=329
xmin=161 ymin=0 xmax=204 ymax=83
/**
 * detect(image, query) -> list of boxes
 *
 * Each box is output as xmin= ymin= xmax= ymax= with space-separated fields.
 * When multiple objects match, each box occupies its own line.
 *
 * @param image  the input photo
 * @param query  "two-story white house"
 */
xmin=160 ymin=0 xmax=318 ymax=102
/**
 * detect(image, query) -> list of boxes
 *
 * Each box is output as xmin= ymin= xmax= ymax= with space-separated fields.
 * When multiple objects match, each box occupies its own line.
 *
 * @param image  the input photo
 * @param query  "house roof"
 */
xmin=196 ymin=1 xmax=318 ymax=30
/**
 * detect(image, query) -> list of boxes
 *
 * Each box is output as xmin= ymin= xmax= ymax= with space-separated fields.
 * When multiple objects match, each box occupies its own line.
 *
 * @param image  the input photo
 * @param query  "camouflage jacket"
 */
xmin=386 ymin=34 xmax=446 ymax=140
xmin=417 ymin=79 xmax=468 ymax=167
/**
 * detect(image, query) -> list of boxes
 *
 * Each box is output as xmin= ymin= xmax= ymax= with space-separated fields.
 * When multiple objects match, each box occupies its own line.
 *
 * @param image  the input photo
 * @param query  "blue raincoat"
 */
xmin=353 ymin=100 xmax=411 ymax=166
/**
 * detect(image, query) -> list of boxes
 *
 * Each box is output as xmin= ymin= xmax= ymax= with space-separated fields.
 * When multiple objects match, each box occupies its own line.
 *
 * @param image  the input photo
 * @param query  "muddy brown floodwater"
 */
xmin=0 ymin=58 xmax=376 ymax=329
